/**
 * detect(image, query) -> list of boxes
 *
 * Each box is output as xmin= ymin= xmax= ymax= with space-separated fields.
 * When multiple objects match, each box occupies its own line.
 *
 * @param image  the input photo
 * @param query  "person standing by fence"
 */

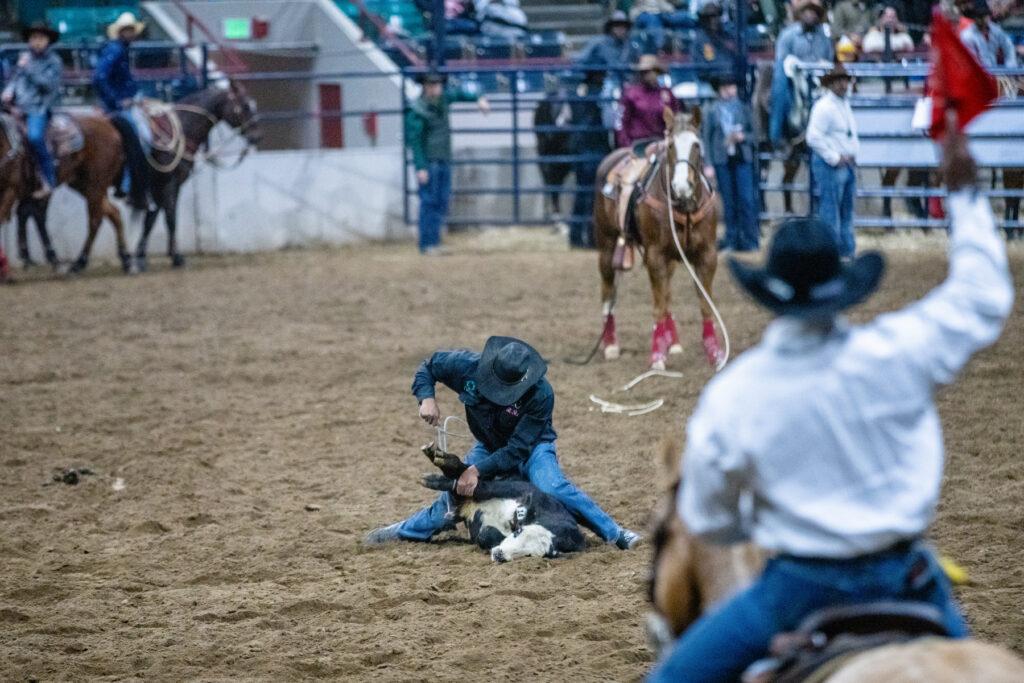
xmin=405 ymin=72 xmax=489 ymax=255
xmin=702 ymin=74 xmax=759 ymax=253
xmin=807 ymin=64 xmax=859 ymax=258
xmin=567 ymin=62 xmax=612 ymax=249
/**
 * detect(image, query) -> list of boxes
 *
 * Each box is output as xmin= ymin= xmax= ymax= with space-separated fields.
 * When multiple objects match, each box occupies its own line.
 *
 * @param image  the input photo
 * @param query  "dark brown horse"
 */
xmin=594 ymin=107 xmax=723 ymax=370
xmin=0 ymin=113 xmax=27 ymax=281
xmin=135 ymin=81 xmax=260 ymax=270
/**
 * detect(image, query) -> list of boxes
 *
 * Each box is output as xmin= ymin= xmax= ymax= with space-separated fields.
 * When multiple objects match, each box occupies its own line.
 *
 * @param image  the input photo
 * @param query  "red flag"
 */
xmin=927 ymin=7 xmax=999 ymax=139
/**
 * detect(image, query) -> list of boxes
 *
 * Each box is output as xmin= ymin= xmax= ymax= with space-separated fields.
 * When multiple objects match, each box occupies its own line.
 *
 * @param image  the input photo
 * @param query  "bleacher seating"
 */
xmin=46 ymin=4 xmax=139 ymax=43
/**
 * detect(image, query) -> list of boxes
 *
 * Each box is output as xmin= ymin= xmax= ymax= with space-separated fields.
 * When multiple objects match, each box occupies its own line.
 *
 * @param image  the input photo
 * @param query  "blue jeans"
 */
xmin=396 ymin=441 xmax=622 ymax=542
xmin=648 ymin=543 xmax=969 ymax=682
xmin=812 ymin=153 xmax=857 ymax=257
xmin=768 ymin=60 xmax=790 ymax=146
xmin=417 ymin=160 xmax=452 ymax=252
xmin=570 ymin=160 xmax=599 ymax=248
xmin=26 ymin=112 xmax=56 ymax=187
xmin=633 ymin=12 xmax=696 ymax=53
xmin=714 ymin=157 xmax=760 ymax=251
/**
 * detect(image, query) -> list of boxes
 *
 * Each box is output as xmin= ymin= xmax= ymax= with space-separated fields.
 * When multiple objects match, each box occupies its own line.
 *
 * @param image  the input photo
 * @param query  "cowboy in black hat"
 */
xmin=366 ymin=336 xmax=641 ymax=550
xmin=405 ymin=71 xmax=489 ymax=255
xmin=1 ymin=21 xmax=63 ymax=197
xmin=649 ymin=126 xmax=1014 ymax=681
xmin=577 ymin=10 xmax=638 ymax=79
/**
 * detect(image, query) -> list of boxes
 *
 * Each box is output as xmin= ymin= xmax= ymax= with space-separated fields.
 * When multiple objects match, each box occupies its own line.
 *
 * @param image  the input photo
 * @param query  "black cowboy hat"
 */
xmin=418 ymin=71 xmax=447 ymax=85
xmin=604 ymin=10 xmax=632 ymax=32
xmin=964 ymin=0 xmax=991 ymax=18
xmin=729 ymin=217 xmax=885 ymax=319
xmin=21 ymin=21 xmax=60 ymax=43
xmin=475 ymin=336 xmax=547 ymax=406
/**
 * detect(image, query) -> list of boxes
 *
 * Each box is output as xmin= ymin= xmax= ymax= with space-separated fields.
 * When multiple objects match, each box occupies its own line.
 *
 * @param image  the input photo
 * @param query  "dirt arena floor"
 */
xmin=2 ymin=230 xmax=1023 ymax=681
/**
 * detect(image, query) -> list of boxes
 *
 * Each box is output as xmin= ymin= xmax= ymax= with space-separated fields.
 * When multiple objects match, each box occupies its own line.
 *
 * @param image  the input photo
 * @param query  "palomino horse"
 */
xmin=594 ymin=107 xmax=723 ymax=370
xmin=134 ymin=81 xmax=260 ymax=270
xmin=646 ymin=435 xmax=1024 ymax=681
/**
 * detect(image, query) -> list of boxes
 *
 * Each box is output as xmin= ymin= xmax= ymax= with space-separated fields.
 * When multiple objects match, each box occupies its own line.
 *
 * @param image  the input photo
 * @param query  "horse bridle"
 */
xmin=173 ymin=89 xmax=260 ymax=169
xmin=664 ymin=133 xmax=713 ymax=214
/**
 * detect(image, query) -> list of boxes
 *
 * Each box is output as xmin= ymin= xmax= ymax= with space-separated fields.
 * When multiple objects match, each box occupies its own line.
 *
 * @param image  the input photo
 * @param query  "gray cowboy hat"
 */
xmin=22 ymin=21 xmax=60 ymax=43
xmin=475 ymin=336 xmax=547 ymax=406
xmin=729 ymin=217 xmax=885 ymax=318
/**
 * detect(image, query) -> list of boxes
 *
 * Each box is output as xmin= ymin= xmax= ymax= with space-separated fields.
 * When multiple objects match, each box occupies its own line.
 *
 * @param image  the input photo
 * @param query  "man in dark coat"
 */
xmin=366 ymin=336 xmax=641 ymax=550
xmin=567 ymin=62 xmax=612 ymax=249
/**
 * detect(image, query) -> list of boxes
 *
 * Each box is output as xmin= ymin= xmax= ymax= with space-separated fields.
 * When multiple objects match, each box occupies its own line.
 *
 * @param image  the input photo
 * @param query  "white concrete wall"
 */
xmin=6 ymin=147 xmax=408 ymax=264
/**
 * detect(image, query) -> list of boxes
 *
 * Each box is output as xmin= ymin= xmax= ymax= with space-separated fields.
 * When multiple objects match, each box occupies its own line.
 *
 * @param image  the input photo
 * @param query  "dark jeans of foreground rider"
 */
xmin=647 ymin=542 xmax=969 ymax=683
xmin=417 ymin=160 xmax=452 ymax=252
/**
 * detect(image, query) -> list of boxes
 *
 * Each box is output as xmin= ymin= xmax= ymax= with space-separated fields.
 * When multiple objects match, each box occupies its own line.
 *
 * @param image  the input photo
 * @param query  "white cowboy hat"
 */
xmin=107 ymin=12 xmax=145 ymax=40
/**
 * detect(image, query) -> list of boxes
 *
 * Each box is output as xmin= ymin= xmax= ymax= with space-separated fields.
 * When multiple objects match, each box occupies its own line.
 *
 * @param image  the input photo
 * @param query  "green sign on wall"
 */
xmin=223 ymin=17 xmax=251 ymax=40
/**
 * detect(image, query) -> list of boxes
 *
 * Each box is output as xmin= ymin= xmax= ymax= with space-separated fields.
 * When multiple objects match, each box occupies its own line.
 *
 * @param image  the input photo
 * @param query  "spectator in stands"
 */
xmin=616 ymin=55 xmax=682 ymax=149
xmin=631 ymin=0 xmax=697 ymax=53
xmin=94 ymin=11 xmax=151 ymax=209
xmin=806 ymin=64 xmax=859 ymax=257
xmin=863 ymin=6 xmax=916 ymax=54
xmin=1 ymin=21 xmax=62 ymax=198
xmin=567 ymin=62 xmax=613 ymax=249
xmin=446 ymin=0 xmax=479 ymax=35
xmin=832 ymin=0 xmax=874 ymax=47
xmin=476 ymin=0 xmax=529 ymax=38
xmin=691 ymin=3 xmax=738 ymax=74
xmin=769 ymin=0 xmax=833 ymax=147
xmin=961 ymin=0 xmax=1020 ymax=65
xmin=702 ymin=74 xmax=760 ymax=252
xmin=577 ymin=11 xmax=638 ymax=81
xmin=405 ymin=72 xmax=491 ymax=255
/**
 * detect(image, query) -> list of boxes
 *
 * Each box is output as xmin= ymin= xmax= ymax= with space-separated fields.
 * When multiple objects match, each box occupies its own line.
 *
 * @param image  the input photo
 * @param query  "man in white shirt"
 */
xmin=648 ymin=125 xmax=1014 ymax=682
xmin=807 ymin=63 xmax=859 ymax=257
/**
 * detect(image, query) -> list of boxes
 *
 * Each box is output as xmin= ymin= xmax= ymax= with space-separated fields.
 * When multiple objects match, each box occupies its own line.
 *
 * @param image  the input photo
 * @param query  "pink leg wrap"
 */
xmin=650 ymin=317 xmax=675 ymax=366
xmin=601 ymin=312 xmax=618 ymax=349
xmin=702 ymin=319 xmax=722 ymax=366
xmin=0 ymin=246 xmax=8 ymax=282
xmin=667 ymin=315 xmax=680 ymax=347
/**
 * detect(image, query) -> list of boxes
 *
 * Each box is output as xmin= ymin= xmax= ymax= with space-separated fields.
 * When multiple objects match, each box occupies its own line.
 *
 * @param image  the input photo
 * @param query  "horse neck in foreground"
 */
xmin=646 ymin=436 xmax=1024 ymax=681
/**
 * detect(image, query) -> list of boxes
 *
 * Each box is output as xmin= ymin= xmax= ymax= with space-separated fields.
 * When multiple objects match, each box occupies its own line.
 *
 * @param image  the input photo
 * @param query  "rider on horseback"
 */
xmin=1 ymin=21 xmax=62 ymax=199
xmin=93 ymin=12 xmax=151 ymax=209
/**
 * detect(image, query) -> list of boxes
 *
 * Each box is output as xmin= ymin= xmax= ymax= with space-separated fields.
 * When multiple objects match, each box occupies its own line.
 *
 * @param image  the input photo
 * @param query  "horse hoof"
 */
xmin=603 ymin=344 xmax=621 ymax=360
xmin=134 ymin=255 xmax=148 ymax=273
xmin=120 ymin=256 xmax=134 ymax=275
xmin=650 ymin=359 xmax=666 ymax=371
xmin=68 ymin=258 xmax=87 ymax=275
xmin=171 ymin=254 xmax=186 ymax=269
xmin=668 ymin=344 xmax=683 ymax=355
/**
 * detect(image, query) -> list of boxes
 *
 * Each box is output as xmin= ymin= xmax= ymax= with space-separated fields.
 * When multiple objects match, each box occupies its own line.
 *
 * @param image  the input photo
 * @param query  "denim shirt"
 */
xmin=93 ymin=40 xmax=138 ymax=112
xmin=411 ymin=349 xmax=558 ymax=477
xmin=4 ymin=49 xmax=62 ymax=115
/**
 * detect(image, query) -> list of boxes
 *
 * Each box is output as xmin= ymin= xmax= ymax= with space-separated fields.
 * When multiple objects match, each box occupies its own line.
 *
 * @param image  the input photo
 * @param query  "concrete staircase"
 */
xmin=520 ymin=0 xmax=607 ymax=53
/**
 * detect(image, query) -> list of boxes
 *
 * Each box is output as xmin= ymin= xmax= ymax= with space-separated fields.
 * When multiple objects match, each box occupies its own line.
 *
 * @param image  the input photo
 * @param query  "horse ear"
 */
xmin=690 ymin=105 xmax=701 ymax=131
xmin=662 ymin=106 xmax=675 ymax=133
xmin=656 ymin=429 xmax=684 ymax=487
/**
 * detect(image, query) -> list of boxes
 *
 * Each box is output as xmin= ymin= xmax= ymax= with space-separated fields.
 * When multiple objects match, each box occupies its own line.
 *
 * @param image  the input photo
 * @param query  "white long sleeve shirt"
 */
xmin=678 ymin=193 xmax=1014 ymax=559
xmin=806 ymin=91 xmax=859 ymax=167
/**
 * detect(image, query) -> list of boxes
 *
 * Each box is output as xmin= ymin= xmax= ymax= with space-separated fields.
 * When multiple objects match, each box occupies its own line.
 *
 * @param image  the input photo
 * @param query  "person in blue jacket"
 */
xmin=93 ymin=12 xmax=150 ymax=208
xmin=365 ymin=336 xmax=642 ymax=550
xmin=2 ymin=22 xmax=63 ymax=198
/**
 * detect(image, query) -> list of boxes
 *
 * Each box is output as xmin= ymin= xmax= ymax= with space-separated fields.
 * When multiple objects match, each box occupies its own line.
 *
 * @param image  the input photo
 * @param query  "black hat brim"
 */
xmin=475 ymin=336 xmax=547 ymax=406
xmin=418 ymin=73 xmax=447 ymax=85
xmin=729 ymin=252 xmax=885 ymax=318
xmin=22 ymin=26 xmax=60 ymax=43
xmin=604 ymin=19 xmax=632 ymax=31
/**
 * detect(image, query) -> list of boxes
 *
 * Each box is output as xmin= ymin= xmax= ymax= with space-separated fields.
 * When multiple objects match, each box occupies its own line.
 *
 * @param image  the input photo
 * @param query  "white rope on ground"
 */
xmin=621 ymin=369 xmax=684 ymax=392
xmin=664 ymin=160 xmax=731 ymax=372
xmin=589 ymin=395 xmax=665 ymax=417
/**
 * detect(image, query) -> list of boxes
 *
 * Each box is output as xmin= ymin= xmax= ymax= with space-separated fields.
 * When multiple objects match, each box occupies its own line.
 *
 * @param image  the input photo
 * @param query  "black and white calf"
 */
xmin=421 ymin=444 xmax=585 ymax=563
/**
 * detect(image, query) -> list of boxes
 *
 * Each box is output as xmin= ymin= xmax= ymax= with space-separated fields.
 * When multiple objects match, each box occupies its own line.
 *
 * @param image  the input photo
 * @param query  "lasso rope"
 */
xmin=141 ymin=99 xmax=187 ymax=174
xmin=663 ymin=148 xmax=731 ymax=372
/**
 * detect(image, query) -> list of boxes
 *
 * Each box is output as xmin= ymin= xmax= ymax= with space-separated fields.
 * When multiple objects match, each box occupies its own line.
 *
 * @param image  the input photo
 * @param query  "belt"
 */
xmin=778 ymin=537 xmax=922 ymax=565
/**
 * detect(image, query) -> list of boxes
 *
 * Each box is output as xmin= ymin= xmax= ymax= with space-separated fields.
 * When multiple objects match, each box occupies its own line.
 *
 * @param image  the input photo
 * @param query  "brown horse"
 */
xmin=646 ymin=435 xmax=1024 ymax=681
xmin=594 ymin=107 xmax=723 ymax=370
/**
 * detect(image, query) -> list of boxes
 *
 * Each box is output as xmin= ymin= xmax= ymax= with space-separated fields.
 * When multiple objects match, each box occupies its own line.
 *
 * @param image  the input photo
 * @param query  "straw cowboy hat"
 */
xmin=820 ymin=63 xmax=853 ymax=85
xmin=729 ymin=217 xmax=884 ymax=318
xmin=107 ymin=12 xmax=145 ymax=40
xmin=793 ymin=0 xmax=826 ymax=20
xmin=634 ymin=54 xmax=667 ymax=73
xmin=474 ymin=336 xmax=547 ymax=406
xmin=21 ymin=21 xmax=60 ymax=43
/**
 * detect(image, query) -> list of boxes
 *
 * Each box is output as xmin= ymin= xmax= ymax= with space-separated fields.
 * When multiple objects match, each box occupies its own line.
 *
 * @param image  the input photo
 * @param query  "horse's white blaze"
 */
xmin=491 ymin=524 xmax=555 ymax=562
xmin=463 ymin=499 xmax=518 ymax=537
xmin=671 ymin=130 xmax=700 ymax=199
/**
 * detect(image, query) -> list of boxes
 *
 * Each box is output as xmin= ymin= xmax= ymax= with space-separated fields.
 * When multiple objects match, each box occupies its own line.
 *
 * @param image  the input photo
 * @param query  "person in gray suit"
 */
xmin=701 ymin=74 xmax=760 ymax=252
